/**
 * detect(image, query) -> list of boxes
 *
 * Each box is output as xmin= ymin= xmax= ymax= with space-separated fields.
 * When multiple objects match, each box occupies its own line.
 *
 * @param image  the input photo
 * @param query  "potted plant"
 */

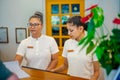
xmin=78 ymin=5 xmax=120 ymax=75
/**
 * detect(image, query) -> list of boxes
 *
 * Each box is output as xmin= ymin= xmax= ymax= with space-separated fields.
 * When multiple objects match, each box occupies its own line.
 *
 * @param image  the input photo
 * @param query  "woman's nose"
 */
xmin=68 ymin=31 xmax=71 ymax=36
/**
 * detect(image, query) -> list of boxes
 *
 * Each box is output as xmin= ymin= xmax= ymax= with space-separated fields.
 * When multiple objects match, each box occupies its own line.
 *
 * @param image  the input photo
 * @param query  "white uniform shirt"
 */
xmin=62 ymin=33 xmax=98 ymax=79
xmin=16 ymin=34 xmax=59 ymax=70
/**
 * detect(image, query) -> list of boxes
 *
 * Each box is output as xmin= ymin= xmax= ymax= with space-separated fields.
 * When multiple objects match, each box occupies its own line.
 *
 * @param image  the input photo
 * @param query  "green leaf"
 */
xmin=110 ymin=29 xmax=120 ymax=42
xmin=118 ymin=13 xmax=120 ymax=18
xmin=87 ymin=19 xmax=95 ymax=34
xmin=78 ymin=19 xmax=95 ymax=50
xmin=114 ymin=54 xmax=120 ymax=64
xmin=95 ymin=46 xmax=104 ymax=60
xmin=104 ymin=65 xmax=113 ymax=75
xmin=78 ymin=37 xmax=87 ymax=45
xmin=91 ymin=6 xmax=104 ymax=28
xmin=82 ymin=19 xmax=95 ymax=47
xmin=86 ymin=41 xmax=95 ymax=54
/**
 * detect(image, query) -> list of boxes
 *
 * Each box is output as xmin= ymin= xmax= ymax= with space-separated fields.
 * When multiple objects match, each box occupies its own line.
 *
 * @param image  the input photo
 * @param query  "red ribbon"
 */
xmin=113 ymin=18 xmax=120 ymax=25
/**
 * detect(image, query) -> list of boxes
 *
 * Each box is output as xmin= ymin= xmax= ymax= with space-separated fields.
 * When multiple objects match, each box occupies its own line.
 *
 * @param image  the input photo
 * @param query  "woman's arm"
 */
xmin=7 ymin=73 xmax=19 ymax=80
xmin=50 ymin=57 xmax=68 ymax=72
xmin=14 ymin=54 xmax=23 ymax=65
xmin=46 ymin=53 xmax=58 ymax=71
xmin=90 ymin=61 xmax=100 ymax=80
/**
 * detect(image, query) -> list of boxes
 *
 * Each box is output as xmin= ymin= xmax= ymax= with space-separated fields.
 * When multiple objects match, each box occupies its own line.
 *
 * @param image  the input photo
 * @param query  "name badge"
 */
xmin=67 ymin=50 xmax=74 ymax=52
xmin=27 ymin=46 xmax=33 ymax=48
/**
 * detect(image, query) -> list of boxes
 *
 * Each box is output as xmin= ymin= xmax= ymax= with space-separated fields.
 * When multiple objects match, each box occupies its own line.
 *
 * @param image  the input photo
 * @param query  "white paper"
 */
xmin=3 ymin=61 xmax=30 ymax=79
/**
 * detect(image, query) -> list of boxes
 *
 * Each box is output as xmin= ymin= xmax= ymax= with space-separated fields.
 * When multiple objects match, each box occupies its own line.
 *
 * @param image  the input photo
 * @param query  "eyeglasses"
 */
xmin=27 ymin=23 xmax=41 ymax=28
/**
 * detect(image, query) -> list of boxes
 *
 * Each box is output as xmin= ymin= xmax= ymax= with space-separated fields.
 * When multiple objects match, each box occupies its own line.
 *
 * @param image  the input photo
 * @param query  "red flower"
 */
xmin=81 ymin=13 xmax=93 ymax=23
xmin=113 ymin=18 xmax=120 ymax=25
xmin=85 ymin=4 xmax=98 ymax=11
xmin=81 ymin=4 xmax=97 ymax=23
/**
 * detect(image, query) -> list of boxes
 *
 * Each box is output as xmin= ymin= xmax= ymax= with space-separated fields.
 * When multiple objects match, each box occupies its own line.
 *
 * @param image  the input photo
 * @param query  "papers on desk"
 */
xmin=3 ymin=61 xmax=30 ymax=79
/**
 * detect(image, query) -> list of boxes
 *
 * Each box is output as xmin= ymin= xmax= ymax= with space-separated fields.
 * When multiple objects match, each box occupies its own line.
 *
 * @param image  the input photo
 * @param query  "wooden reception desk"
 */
xmin=21 ymin=66 xmax=88 ymax=80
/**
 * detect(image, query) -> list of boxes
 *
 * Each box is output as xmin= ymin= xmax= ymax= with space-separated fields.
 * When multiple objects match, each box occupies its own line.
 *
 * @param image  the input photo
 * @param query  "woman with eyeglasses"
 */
xmin=15 ymin=11 xmax=59 ymax=71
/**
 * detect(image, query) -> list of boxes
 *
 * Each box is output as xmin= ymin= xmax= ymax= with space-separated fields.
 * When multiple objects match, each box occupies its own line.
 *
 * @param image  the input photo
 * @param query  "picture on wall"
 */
xmin=0 ymin=27 xmax=9 ymax=43
xmin=15 ymin=28 xmax=27 ymax=43
xmin=27 ymin=28 xmax=30 ymax=37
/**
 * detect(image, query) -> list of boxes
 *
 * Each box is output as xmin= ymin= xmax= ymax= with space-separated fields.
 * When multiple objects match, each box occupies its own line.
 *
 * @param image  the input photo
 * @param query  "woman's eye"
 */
xmin=70 ymin=30 xmax=73 ymax=32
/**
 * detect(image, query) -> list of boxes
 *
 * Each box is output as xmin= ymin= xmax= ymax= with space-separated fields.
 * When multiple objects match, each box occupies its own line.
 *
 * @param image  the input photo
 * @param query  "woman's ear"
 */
xmin=79 ymin=26 xmax=84 ymax=31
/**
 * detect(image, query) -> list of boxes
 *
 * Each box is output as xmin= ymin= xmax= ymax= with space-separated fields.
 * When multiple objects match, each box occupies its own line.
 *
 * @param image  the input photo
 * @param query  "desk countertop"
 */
xmin=21 ymin=66 xmax=88 ymax=80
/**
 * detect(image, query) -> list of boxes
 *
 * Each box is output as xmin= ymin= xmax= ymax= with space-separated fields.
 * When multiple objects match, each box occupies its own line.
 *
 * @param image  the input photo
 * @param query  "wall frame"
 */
xmin=15 ymin=28 xmax=27 ymax=43
xmin=27 ymin=28 xmax=30 ymax=37
xmin=0 ymin=27 xmax=9 ymax=43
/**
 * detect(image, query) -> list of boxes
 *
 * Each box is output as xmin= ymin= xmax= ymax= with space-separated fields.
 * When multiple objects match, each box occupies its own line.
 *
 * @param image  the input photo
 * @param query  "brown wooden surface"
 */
xmin=21 ymin=66 xmax=88 ymax=80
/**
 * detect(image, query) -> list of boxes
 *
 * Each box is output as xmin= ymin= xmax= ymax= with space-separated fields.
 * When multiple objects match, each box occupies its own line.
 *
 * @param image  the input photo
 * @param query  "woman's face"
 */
xmin=67 ymin=23 xmax=83 ymax=41
xmin=28 ymin=18 xmax=43 ymax=35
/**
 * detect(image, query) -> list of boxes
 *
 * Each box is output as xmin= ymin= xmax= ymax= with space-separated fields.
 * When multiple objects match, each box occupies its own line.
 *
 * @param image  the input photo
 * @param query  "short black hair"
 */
xmin=67 ymin=16 xmax=88 ymax=31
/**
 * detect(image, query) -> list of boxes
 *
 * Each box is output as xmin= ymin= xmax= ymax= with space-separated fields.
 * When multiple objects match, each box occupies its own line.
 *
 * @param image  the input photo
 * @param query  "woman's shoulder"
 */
xmin=40 ymin=35 xmax=56 ymax=43
xmin=20 ymin=37 xmax=31 ymax=43
xmin=42 ymin=34 xmax=55 ymax=40
xmin=64 ymin=39 xmax=76 ymax=45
